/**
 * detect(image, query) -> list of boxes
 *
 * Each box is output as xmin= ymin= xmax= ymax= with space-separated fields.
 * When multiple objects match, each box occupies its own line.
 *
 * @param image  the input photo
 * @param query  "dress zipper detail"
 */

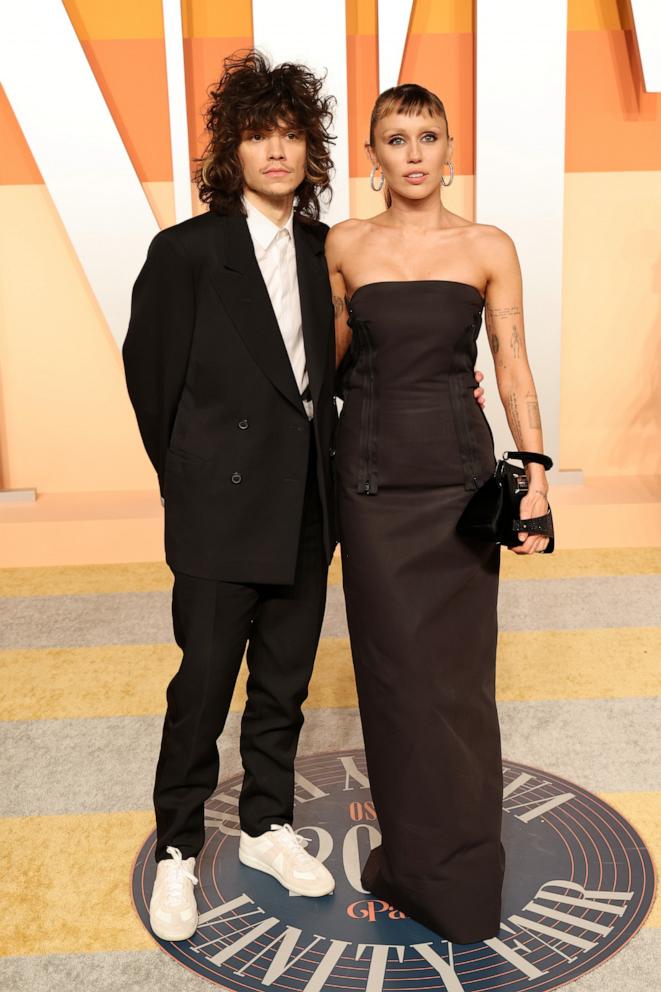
xmin=351 ymin=316 xmax=378 ymax=495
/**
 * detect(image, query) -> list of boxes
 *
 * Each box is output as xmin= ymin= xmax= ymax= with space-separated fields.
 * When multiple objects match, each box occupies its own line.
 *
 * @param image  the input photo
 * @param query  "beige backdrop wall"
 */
xmin=0 ymin=0 xmax=660 ymax=495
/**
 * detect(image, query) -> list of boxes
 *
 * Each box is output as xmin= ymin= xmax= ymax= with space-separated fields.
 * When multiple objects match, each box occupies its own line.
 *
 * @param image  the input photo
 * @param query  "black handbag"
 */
xmin=456 ymin=450 xmax=555 ymax=552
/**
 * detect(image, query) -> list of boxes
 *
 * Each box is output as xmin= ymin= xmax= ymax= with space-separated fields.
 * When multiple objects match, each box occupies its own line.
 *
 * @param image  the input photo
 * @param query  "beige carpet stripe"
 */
xmin=0 ymin=810 xmax=155 ymax=957
xmin=2 ymin=627 xmax=659 ymax=722
xmin=0 ymin=561 xmax=174 ymax=598
xmin=496 ymin=628 xmax=661 ymax=701
xmin=0 ymin=641 xmax=355 ymax=721
xmin=1 ymin=547 xmax=660 ymax=597
xmin=1 ymin=793 xmax=657 ymax=959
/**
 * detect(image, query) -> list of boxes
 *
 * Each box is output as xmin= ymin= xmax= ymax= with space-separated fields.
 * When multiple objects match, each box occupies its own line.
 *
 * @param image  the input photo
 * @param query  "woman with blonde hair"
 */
xmin=325 ymin=83 xmax=552 ymax=944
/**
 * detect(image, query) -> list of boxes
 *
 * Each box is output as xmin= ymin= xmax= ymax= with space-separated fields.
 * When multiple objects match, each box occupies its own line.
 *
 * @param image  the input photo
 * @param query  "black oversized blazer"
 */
xmin=122 ymin=210 xmax=337 ymax=584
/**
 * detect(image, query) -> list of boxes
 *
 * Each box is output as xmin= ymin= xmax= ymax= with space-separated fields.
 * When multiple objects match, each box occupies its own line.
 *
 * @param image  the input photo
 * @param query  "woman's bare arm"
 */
xmin=324 ymin=224 xmax=353 ymax=369
xmin=483 ymin=228 xmax=550 ymax=553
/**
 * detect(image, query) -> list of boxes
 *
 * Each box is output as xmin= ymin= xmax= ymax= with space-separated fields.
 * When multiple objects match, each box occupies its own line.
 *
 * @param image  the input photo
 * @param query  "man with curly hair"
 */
xmin=123 ymin=50 xmax=339 ymax=941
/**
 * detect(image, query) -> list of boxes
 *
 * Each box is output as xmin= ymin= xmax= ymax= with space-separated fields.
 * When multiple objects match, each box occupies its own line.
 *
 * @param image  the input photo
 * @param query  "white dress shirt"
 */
xmin=242 ymin=195 xmax=313 ymax=420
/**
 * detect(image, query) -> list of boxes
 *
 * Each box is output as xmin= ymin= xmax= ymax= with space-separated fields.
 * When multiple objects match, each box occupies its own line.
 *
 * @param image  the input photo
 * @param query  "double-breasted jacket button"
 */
xmin=231 ymin=472 xmax=242 ymax=484
xmin=238 ymin=419 xmax=249 ymax=430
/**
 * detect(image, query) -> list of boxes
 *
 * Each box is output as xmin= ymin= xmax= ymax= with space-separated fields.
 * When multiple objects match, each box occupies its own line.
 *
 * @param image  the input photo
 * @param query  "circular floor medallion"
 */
xmin=132 ymin=750 xmax=655 ymax=991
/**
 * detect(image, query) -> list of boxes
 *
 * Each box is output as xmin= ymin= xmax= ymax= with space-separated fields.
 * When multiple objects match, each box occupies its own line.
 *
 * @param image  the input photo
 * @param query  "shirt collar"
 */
xmin=242 ymin=194 xmax=294 ymax=251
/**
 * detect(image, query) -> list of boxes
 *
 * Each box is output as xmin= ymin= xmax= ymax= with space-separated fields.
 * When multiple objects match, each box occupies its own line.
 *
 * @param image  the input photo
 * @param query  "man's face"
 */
xmin=237 ymin=119 xmax=308 ymax=200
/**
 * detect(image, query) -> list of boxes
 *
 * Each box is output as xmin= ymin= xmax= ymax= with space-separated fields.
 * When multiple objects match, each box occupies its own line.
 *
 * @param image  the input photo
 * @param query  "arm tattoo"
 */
xmin=332 ymin=295 xmax=345 ymax=318
xmin=510 ymin=323 xmax=521 ymax=358
xmin=487 ymin=304 xmax=521 ymax=319
xmin=507 ymin=391 xmax=524 ymax=448
xmin=490 ymin=332 xmax=507 ymax=369
xmin=527 ymin=398 xmax=541 ymax=429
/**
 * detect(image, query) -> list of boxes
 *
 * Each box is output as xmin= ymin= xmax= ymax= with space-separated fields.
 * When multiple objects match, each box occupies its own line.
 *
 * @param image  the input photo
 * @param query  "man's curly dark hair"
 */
xmin=194 ymin=50 xmax=336 ymax=222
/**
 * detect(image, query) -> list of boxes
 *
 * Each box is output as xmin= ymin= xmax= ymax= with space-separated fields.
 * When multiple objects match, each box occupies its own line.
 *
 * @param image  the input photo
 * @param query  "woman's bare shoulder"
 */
xmin=464 ymin=223 xmax=518 ymax=276
xmin=326 ymin=216 xmax=378 ymax=247
xmin=470 ymin=221 xmax=516 ymax=248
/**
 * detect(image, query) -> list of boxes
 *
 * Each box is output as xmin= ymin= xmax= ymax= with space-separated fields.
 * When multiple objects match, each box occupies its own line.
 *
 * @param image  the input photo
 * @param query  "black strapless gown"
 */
xmin=335 ymin=280 xmax=505 ymax=944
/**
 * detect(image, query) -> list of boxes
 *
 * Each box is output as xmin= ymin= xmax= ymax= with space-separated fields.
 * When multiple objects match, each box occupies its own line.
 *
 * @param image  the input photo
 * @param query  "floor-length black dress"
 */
xmin=335 ymin=279 xmax=505 ymax=944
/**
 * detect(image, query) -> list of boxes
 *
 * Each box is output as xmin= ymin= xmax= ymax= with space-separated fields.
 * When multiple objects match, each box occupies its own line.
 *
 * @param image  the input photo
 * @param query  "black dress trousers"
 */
xmin=153 ymin=424 xmax=328 ymax=861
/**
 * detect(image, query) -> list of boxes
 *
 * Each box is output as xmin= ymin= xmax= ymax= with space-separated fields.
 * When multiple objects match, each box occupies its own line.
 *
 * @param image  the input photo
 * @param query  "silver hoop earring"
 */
xmin=440 ymin=161 xmax=454 ymax=187
xmin=370 ymin=164 xmax=385 ymax=192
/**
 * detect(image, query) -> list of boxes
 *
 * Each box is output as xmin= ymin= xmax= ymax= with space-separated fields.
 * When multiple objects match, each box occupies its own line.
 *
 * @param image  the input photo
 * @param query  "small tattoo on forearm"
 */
xmin=510 ymin=324 xmax=521 ymax=358
xmin=508 ymin=391 xmax=524 ymax=447
xmin=491 ymin=334 xmax=499 ymax=354
xmin=332 ymin=295 xmax=345 ymax=318
xmin=527 ymin=399 xmax=541 ymax=429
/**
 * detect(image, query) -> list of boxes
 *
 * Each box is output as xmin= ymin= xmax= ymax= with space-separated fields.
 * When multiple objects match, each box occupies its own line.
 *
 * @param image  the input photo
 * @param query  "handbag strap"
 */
xmin=503 ymin=450 xmax=553 ymax=470
xmin=511 ymin=507 xmax=554 ymax=536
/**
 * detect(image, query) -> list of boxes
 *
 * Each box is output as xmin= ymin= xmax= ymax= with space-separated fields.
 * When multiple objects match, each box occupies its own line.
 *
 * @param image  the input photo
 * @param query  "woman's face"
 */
xmin=370 ymin=110 xmax=452 ymax=200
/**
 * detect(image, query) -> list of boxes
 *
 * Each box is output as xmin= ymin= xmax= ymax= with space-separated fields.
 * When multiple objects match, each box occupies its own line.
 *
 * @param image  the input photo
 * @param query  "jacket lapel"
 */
xmin=207 ymin=213 xmax=306 ymax=416
xmin=293 ymin=216 xmax=331 ymax=409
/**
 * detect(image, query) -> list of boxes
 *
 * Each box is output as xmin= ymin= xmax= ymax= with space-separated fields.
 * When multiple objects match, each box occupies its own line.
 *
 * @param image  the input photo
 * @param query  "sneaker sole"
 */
xmin=149 ymin=914 xmax=198 ymax=942
xmin=238 ymin=849 xmax=335 ymax=897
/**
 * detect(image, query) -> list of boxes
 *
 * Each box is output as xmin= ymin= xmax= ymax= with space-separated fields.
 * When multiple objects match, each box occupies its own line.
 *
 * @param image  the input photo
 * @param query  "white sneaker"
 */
xmin=239 ymin=823 xmax=335 ymax=897
xmin=149 ymin=846 xmax=199 ymax=941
